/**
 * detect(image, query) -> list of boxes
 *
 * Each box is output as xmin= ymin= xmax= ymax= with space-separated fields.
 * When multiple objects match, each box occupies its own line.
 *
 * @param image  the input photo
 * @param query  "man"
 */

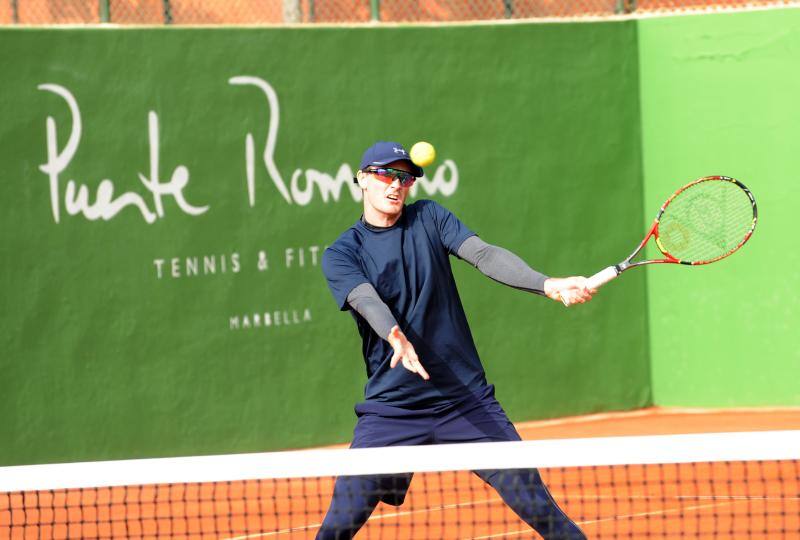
xmin=319 ymin=141 xmax=592 ymax=539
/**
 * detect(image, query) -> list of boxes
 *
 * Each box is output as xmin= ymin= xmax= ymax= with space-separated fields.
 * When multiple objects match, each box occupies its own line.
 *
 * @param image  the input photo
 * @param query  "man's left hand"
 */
xmin=387 ymin=326 xmax=430 ymax=380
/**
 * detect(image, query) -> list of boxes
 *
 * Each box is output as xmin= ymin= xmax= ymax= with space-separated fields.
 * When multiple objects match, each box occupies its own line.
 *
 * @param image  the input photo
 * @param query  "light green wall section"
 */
xmin=638 ymin=8 xmax=800 ymax=406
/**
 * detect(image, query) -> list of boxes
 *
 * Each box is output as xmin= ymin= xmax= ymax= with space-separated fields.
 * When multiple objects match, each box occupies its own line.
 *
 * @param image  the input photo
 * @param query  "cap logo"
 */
xmin=393 ymin=147 xmax=407 ymax=155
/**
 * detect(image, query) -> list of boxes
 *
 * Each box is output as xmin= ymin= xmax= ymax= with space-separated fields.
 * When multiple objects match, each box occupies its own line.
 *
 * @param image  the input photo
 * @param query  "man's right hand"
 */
xmin=544 ymin=277 xmax=596 ymax=306
xmin=387 ymin=326 xmax=430 ymax=380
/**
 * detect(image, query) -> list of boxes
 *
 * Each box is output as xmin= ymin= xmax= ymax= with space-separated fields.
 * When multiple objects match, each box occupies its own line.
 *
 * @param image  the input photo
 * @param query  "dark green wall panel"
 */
xmin=0 ymin=23 xmax=647 ymax=465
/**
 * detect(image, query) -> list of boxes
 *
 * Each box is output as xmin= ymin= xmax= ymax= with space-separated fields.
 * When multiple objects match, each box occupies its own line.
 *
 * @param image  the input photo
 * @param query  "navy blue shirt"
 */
xmin=322 ymin=200 xmax=490 ymax=411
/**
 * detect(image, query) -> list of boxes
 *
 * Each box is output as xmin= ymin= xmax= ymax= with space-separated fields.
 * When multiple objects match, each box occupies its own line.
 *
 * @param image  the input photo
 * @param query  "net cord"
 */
xmin=1 ymin=430 xmax=798 ymax=493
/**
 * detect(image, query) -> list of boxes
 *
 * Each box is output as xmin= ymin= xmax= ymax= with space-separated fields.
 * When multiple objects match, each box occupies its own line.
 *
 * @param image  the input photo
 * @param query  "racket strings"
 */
xmin=657 ymin=179 xmax=755 ymax=263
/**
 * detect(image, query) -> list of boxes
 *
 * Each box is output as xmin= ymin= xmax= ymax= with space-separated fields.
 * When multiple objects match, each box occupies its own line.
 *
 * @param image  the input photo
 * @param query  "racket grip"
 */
xmin=559 ymin=266 xmax=620 ymax=306
xmin=561 ymin=266 xmax=620 ymax=306
xmin=586 ymin=266 xmax=620 ymax=290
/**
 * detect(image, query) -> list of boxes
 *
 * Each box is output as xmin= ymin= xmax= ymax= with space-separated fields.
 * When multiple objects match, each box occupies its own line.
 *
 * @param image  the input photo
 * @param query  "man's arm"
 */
xmin=456 ymin=235 xmax=593 ymax=304
xmin=347 ymin=283 xmax=398 ymax=340
xmin=346 ymin=284 xmax=429 ymax=380
xmin=456 ymin=235 xmax=549 ymax=294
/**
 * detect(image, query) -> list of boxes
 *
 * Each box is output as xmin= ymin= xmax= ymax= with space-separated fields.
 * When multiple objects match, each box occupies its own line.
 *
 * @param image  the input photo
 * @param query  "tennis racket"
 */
xmin=563 ymin=175 xmax=757 ymax=305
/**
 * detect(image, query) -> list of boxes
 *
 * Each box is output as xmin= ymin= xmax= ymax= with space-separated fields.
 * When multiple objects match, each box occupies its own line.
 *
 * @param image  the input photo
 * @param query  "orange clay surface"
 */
xmin=2 ymin=407 xmax=799 ymax=539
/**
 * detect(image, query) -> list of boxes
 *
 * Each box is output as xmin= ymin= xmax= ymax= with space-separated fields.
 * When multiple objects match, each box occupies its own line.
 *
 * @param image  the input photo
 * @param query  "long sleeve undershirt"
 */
xmin=456 ymin=235 xmax=549 ymax=295
xmin=345 ymin=235 xmax=549 ymax=341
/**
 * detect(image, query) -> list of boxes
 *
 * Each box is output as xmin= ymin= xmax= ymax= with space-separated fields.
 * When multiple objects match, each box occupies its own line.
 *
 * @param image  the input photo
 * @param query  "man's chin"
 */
xmin=382 ymin=202 xmax=404 ymax=214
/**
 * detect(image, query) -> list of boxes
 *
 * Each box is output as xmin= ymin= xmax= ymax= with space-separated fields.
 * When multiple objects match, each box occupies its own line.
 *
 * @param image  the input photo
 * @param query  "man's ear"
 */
xmin=355 ymin=170 xmax=368 ymax=189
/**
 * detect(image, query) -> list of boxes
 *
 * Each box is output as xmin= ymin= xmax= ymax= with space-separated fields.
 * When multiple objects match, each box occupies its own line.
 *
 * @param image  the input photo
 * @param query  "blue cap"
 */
xmin=359 ymin=141 xmax=424 ymax=177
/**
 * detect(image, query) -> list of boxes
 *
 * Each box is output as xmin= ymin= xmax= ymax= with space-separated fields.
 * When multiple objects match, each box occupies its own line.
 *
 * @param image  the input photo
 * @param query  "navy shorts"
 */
xmin=346 ymin=385 xmax=519 ymax=504
xmin=351 ymin=385 xmax=521 ymax=448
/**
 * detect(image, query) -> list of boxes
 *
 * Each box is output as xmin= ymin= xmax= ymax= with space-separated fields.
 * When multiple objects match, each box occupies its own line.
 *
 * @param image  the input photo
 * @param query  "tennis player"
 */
xmin=318 ymin=141 xmax=591 ymax=539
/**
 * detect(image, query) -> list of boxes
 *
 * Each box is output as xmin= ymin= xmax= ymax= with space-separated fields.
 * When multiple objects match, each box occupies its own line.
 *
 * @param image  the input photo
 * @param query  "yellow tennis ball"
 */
xmin=410 ymin=141 xmax=436 ymax=168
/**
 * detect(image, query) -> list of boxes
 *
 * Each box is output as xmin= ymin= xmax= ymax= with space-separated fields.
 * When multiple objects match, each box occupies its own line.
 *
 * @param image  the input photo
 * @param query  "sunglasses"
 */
xmin=365 ymin=167 xmax=417 ymax=187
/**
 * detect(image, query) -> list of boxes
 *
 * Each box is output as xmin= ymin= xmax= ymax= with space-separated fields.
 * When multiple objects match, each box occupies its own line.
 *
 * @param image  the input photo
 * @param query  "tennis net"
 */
xmin=2 ymin=430 xmax=799 ymax=539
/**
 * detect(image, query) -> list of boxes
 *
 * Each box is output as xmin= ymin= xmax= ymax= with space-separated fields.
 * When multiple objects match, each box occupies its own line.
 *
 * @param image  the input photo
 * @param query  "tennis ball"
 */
xmin=410 ymin=141 xmax=436 ymax=168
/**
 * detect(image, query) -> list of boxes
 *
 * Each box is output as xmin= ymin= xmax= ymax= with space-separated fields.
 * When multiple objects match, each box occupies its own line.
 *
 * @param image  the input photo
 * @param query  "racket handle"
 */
xmin=586 ymin=265 xmax=620 ymax=290
xmin=560 ymin=265 xmax=620 ymax=306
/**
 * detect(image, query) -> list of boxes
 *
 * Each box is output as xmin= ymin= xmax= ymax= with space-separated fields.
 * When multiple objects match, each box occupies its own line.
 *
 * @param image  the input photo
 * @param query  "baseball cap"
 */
xmin=359 ymin=141 xmax=424 ymax=177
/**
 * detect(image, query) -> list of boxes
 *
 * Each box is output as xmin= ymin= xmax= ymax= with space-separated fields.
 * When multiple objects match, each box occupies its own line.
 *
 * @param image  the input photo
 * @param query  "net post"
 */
xmin=99 ymin=0 xmax=110 ymax=23
xmin=503 ymin=0 xmax=514 ymax=19
xmin=370 ymin=0 xmax=380 ymax=22
xmin=162 ymin=0 xmax=173 ymax=24
xmin=10 ymin=0 xmax=18 ymax=23
xmin=308 ymin=0 xmax=315 ymax=22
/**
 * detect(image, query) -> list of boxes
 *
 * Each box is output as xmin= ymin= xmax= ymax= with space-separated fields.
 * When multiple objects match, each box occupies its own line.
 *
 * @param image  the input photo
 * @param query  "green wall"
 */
xmin=6 ymin=8 xmax=796 ymax=467
xmin=638 ymin=8 xmax=800 ymax=406
xmin=0 ymin=23 xmax=648 ymax=466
